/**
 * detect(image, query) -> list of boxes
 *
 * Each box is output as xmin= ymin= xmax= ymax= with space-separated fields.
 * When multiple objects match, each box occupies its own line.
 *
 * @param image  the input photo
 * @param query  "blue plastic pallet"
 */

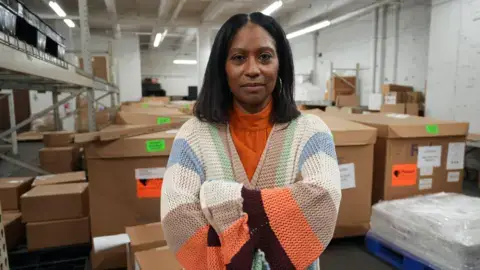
xmin=365 ymin=232 xmax=438 ymax=270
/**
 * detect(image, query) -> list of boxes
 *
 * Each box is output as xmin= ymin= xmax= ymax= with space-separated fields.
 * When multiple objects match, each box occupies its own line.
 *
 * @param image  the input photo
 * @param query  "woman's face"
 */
xmin=225 ymin=22 xmax=279 ymax=112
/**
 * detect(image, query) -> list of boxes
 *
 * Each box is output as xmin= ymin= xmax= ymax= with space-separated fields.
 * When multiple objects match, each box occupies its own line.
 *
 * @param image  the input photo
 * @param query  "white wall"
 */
xmin=426 ymin=0 xmax=480 ymax=132
xmin=289 ymin=0 xmax=431 ymax=105
xmin=141 ymin=51 xmax=197 ymax=97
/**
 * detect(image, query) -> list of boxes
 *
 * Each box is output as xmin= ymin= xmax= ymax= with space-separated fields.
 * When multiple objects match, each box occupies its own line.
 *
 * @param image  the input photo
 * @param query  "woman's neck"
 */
xmin=233 ymin=97 xmax=272 ymax=114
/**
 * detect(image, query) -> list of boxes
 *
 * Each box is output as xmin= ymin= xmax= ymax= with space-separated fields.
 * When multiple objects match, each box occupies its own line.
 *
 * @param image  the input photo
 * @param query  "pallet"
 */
xmin=365 ymin=232 xmax=438 ymax=270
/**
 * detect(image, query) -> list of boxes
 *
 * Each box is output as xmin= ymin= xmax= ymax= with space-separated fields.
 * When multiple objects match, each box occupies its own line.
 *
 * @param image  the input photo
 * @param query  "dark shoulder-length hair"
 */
xmin=194 ymin=12 xmax=300 ymax=124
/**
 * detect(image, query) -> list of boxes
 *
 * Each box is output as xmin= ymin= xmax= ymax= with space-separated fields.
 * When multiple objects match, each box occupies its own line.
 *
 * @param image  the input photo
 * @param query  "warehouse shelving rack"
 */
xmin=0 ymin=0 xmax=119 ymax=175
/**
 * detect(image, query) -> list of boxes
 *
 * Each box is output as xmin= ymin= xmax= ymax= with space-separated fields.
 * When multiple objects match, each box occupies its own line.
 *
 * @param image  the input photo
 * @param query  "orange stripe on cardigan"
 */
xmin=261 ymin=188 xmax=325 ymax=269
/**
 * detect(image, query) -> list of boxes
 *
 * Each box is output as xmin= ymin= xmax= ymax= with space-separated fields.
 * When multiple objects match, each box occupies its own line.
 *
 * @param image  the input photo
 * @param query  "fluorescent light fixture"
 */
xmin=262 ymin=1 xmax=283 ymax=16
xmin=48 ymin=1 xmax=66 ymax=17
xmin=153 ymin=33 xmax=163 ymax=47
xmin=173 ymin=59 xmax=197 ymax=65
xmin=153 ymin=29 xmax=168 ymax=48
xmin=286 ymin=20 xmax=331 ymax=39
xmin=64 ymin=19 xmax=75 ymax=28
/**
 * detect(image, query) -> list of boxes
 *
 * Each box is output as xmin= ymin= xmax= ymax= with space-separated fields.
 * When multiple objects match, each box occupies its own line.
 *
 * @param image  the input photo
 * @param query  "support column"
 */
xmin=79 ymin=0 xmax=96 ymax=132
xmin=197 ymin=26 xmax=211 ymax=90
xmin=52 ymin=90 xmax=63 ymax=131
xmin=6 ymin=90 xmax=18 ymax=155
xmin=370 ymin=8 xmax=379 ymax=93
xmin=312 ymin=32 xmax=319 ymax=86
xmin=376 ymin=5 xmax=388 ymax=93
xmin=392 ymin=4 xmax=400 ymax=84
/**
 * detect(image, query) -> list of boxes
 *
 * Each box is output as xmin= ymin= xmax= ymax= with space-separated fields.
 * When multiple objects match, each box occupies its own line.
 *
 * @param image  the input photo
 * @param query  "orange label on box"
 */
xmin=136 ymin=178 xmax=163 ymax=198
xmin=135 ymin=168 xmax=166 ymax=198
xmin=392 ymin=164 xmax=417 ymax=187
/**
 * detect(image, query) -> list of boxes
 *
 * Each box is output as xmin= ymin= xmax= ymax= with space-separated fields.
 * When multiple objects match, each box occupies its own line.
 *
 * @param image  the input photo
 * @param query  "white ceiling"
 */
xmin=21 ymin=0 xmax=369 ymax=52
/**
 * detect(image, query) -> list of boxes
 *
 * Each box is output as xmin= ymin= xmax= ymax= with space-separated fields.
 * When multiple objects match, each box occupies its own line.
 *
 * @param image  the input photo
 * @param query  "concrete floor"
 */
xmin=1 ymin=141 xmax=479 ymax=270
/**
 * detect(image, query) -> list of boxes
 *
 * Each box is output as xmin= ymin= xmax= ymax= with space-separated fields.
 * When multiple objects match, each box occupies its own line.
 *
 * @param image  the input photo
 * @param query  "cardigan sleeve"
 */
xmin=160 ymin=121 xmax=226 ymax=270
xmin=199 ymin=115 xmax=342 ymax=269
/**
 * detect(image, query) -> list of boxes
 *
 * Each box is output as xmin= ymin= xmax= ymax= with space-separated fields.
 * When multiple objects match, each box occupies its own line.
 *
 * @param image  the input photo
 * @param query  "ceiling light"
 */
xmin=153 ymin=29 xmax=168 ymax=48
xmin=48 ymin=1 xmax=66 ymax=17
xmin=153 ymin=33 xmax=163 ymax=47
xmin=261 ymin=1 xmax=283 ymax=16
xmin=64 ymin=19 xmax=75 ymax=28
xmin=173 ymin=60 xmax=197 ymax=65
xmin=286 ymin=20 xmax=331 ymax=39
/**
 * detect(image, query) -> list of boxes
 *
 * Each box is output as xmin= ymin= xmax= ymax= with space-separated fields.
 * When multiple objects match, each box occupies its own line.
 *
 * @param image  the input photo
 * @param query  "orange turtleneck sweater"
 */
xmin=229 ymin=101 xmax=273 ymax=181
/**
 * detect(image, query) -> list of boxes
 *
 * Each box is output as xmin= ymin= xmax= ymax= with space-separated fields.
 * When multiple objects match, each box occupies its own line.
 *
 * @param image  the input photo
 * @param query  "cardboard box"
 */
xmin=406 ymin=92 xmax=424 ymax=103
xmin=335 ymin=95 xmax=360 ymax=107
xmin=382 ymin=84 xmax=414 ymax=95
xmin=135 ymin=247 xmax=182 ymax=270
xmin=27 ymin=217 xmax=90 ymax=250
xmin=126 ymin=222 xmax=167 ymax=270
xmin=116 ymin=111 xmax=191 ymax=126
xmin=321 ymin=116 xmax=377 ymax=238
xmin=338 ymin=114 xmax=469 ymax=203
xmin=39 ymin=146 xmax=80 ymax=173
xmin=405 ymin=103 xmax=420 ymax=116
xmin=85 ymin=129 xmax=175 ymax=237
xmin=43 ymin=131 xmax=74 ymax=147
xmin=368 ymin=93 xmax=383 ymax=111
xmin=32 ymin=171 xmax=87 ymax=187
xmin=384 ymin=92 xmax=407 ymax=105
xmin=77 ymin=109 xmax=116 ymax=133
xmin=3 ymin=212 xmax=25 ymax=250
xmin=0 ymin=177 xmax=33 ymax=210
xmin=91 ymin=234 xmax=129 ymax=270
xmin=380 ymin=104 xmax=405 ymax=114
xmin=21 ymin=183 xmax=89 ymax=222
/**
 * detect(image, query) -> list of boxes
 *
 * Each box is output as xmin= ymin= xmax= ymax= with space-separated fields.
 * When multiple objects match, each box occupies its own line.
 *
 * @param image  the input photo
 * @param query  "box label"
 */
xmin=135 ymin=168 xmax=166 ymax=198
xmin=419 ymin=167 xmax=433 ymax=176
xmin=157 ymin=117 xmax=171 ymax=125
xmin=386 ymin=113 xmax=409 ymax=119
xmin=425 ymin=124 xmax=439 ymax=135
xmin=166 ymin=129 xmax=179 ymax=134
xmin=142 ymin=103 xmax=149 ymax=108
xmin=417 ymin=146 xmax=442 ymax=168
xmin=339 ymin=163 xmax=355 ymax=190
xmin=419 ymin=178 xmax=433 ymax=190
xmin=392 ymin=164 xmax=417 ymax=187
xmin=146 ymin=140 xmax=166 ymax=152
xmin=447 ymin=171 xmax=461 ymax=183
xmin=446 ymin=142 xmax=466 ymax=170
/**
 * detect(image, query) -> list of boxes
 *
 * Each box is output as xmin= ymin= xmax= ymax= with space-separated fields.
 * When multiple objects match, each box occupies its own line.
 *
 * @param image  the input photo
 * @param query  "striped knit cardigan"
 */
xmin=161 ymin=113 xmax=341 ymax=269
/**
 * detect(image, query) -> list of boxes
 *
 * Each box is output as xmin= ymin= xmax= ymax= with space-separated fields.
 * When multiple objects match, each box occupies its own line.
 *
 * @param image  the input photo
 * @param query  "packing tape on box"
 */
xmin=93 ymin=233 xmax=130 ymax=253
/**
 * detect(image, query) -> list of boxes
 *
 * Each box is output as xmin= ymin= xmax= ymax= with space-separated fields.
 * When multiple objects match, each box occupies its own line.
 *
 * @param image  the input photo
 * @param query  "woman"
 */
xmin=161 ymin=12 xmax=341 ymax=270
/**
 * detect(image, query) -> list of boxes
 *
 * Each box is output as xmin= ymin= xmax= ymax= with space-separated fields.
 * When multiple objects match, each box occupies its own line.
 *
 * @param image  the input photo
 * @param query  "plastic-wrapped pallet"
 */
xmin=370 ymin=193 xmax=480 ymax=270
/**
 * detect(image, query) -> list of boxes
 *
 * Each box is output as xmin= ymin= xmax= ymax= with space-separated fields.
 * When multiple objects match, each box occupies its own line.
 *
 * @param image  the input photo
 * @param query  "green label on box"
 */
xmin=426 ymin=124 xmax=439 ymax=135
xmin=142 ymin=103 xmax=149 ymax=108
xmin=146 ymin=140 xmax=166 ymax=152
xmin=157 ymin=117 xmax=171 ymax=125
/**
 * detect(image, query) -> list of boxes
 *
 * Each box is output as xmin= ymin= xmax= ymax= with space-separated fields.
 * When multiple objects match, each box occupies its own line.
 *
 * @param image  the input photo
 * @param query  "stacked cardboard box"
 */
xmin=40 ymin=131 xmax=81 ymax=173
xmin=76 ymin=96 xmax=116 ymax=132
xmin=328 ymin=76 xmax=356 ymax=101
xmin=336 ymin=113 xmax=468 ymax=203
xmin=135 ymin=247 xmax=182 ymax=270
xmin=0 ymin=177 xmax=32 ymax=250
xmin=381 ymin=84 xmax=423 ymax=116
xmin=32 ymin=171 xmax=87 ymax=187
xmin=85 ymin=127 xmax=176 ymax=268
xmin=0 ymin=203 xmax=10 ymax=269
xmin=305 ymin=113 xmax=377 ymax=237
xmin=21 ymin=183 xmax=90 ymax=250
xmin=125 ymin=222 xmax=167 ymax=270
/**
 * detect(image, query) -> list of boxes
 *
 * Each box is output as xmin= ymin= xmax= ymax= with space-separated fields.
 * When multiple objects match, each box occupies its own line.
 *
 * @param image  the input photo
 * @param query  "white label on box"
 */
xmin=93 ymin=234 xmax=130 ymax=253
xmin=166 ymin=129 xmax=179 ymax=134
xmin=8 ymin=180 xmax=24 ymax=184
xmin=35 ymin=175 xmax=54 ymax=181
xmin=386 ymin=113 xmax=410 ymax=119
xmin=135 ymin=168 xmax=166 ymax=180
xmin=384 ymin=95 xmax=397 ymax=105
xmin=419 ymin=167 xmax=433 ymax=176
xmin=417 ymin=146 xmax=442 ymax=168
xmin=339 ymin=163 xmax=356 ymax=190
xmin=446 ymin=142 xmax=466 ymax=170
xmin=447 ymin=171 xmax=461 ymax=182
xmin=368 ymin=93 xmax=383 ymax=111
xmin=419 ymin=178 xmax=433 ymax=190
